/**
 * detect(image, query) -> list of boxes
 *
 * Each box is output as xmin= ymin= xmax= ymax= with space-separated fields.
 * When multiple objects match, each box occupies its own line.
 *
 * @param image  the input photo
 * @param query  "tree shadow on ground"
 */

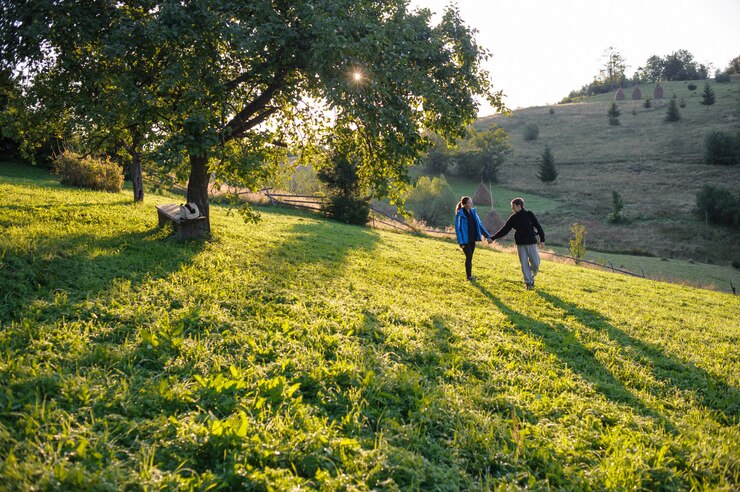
xmin=473 ymin=284 xmax=675 ymax=431
xmin=0 ymin=228 xmax=204 ymax=323
xmin=253 ymin=219 xmax=380 ymax=286
xmin=536 ymin=290 xmax=739 ymax=424
xmin=341 ymin=310 xmax=534 ymax=488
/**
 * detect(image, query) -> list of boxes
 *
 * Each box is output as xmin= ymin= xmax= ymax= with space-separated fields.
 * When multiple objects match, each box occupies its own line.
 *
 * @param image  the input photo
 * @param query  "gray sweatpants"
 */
xmin=517 ymin=244 xmax=540 ymax=286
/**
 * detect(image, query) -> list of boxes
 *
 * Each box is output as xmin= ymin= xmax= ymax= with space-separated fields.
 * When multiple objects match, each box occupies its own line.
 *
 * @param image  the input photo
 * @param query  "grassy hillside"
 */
xmin=472 ymin=78 xmax=740 ymax=268
xmin=1 ymin=164 xmax=738 ymax=490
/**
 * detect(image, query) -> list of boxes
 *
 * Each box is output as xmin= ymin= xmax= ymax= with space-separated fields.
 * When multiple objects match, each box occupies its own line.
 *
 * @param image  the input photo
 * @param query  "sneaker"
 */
xmin=525 ymin=282 xmax=534 ymax=290
xmin=468 ymin=276 xmax=477 ymax=282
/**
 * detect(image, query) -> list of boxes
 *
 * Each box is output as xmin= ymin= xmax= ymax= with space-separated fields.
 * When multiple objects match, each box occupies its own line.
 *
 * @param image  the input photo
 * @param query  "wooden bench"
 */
xmin=155 ymin=203 xmax=208 ymax=240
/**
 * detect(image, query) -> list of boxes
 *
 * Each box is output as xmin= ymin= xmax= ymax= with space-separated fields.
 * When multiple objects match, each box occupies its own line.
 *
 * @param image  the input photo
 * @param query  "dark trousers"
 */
xmin=463 ymin=241 xmax=476 ymax=278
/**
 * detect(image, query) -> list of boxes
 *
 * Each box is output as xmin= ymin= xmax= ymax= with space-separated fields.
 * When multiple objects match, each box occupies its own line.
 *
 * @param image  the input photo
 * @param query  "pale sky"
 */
xmin=409 ymin=0 xmax=740 ymax=115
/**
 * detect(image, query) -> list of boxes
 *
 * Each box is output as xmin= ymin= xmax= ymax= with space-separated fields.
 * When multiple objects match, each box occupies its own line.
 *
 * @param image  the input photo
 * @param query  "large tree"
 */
xmin=599 ymin=46 xmax=627 ymax=84
xmin=2 ymin=1 xmax=504 ymax=233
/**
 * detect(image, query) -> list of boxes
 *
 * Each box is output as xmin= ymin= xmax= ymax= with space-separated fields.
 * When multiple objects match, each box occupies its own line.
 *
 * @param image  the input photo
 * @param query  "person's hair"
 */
xmin=511 ymin=197 xmax=525 ymax=208
xmin=456 ymin=196 xmax=471 ymax=213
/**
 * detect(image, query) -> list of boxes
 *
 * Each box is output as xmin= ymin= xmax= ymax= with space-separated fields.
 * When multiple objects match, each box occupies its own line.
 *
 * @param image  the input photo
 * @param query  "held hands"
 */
xmin=487 ymin=237 xmax=493 ymax=244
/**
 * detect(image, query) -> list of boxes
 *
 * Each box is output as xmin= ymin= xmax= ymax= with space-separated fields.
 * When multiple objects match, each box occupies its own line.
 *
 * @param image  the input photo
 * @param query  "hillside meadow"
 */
xmin=472 ymin=78 xmax=740 ymax=268
xmin=0 ymin=163 xmax=739 ymax=490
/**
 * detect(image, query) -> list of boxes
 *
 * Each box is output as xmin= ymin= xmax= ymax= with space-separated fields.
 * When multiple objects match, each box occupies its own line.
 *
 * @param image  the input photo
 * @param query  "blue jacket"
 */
xmin=455 ymin=207 xmax=490 ymax=245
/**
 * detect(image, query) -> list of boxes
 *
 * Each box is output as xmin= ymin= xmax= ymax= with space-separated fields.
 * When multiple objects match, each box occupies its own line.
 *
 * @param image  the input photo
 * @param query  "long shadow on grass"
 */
xmin=255 ymin=219 xmax=380 ymax=286
xmin=537 ymin=291 xmax=739 ymax=424
xmin=473 ymin=284 xmax=675 ymax=431
xmin=343 ymin=311 xmax=532 ymax=487
xmin=0 ymin=228 xmax=204 ymax=323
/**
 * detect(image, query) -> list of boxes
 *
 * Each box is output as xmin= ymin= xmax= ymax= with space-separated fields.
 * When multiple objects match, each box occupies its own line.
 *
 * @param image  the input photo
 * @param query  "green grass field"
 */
xmin=1 ymin=164 xmax=738 ymax=490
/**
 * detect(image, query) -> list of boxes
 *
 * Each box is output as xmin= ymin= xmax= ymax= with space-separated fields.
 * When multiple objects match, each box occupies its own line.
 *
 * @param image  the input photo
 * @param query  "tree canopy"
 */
xmin=1 ymin=0 xmax=505 ymax=231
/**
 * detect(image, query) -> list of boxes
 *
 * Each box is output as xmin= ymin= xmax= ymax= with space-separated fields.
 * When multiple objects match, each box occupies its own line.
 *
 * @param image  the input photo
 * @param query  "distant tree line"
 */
xmin=560 ymin=48 xmax=733 ymax=103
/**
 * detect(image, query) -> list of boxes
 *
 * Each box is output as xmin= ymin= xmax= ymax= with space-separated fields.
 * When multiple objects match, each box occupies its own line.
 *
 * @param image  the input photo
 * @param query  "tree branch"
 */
xmin=227 ymin=106 xmax=279 ymax=140
xmin=222 ymin=68 xmax=286 ymax=141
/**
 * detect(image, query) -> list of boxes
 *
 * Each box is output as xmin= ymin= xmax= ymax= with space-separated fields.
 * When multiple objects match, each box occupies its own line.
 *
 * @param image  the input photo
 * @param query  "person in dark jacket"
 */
xmin=489 ymin=197 xmax=545 ymax=290
xmin=455 ymin=196 xmax=491 ymax=281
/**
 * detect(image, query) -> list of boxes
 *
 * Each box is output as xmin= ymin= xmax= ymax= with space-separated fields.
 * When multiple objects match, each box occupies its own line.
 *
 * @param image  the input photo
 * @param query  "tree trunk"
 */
xmin=130 ymin=151 xmax=144 ymax=202
xmin=186 ymin=153 xmax=211 ymax=234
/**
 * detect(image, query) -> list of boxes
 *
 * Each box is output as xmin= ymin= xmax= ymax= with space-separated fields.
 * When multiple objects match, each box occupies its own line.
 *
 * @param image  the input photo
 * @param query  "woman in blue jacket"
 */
xmin=455 ymin=196 xmax=491 ymax=281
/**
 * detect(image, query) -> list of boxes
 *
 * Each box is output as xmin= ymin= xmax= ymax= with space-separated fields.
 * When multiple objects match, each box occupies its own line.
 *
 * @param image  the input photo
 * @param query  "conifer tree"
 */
xmin=608 ymin=191 xmax=624 ymax=223
xmin=700 ymin=82 xmax=716 ymax=110
xmin=538 ymin=145 xmax=558 ymax=182
xmin=665 ymin=95 xmax=681 ymax=122
xmin=607 ymin=102 xmax=621 ymax=126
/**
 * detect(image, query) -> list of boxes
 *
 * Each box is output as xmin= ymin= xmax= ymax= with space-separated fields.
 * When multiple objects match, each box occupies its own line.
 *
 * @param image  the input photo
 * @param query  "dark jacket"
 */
xmin=455 ymin=207 xmax=490 ymax=245
xmin=491 ymin=209 xmax=544 ymax=245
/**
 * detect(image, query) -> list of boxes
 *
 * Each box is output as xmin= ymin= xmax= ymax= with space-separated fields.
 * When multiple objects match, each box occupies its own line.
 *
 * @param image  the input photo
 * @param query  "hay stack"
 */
xmin=631 ymin=86 xmax=642 ymax=100
xmin=654 ymin=83 xmax=663 ymax=99
xmin=472 ymin=182 xmax=492 ymax=208
xmin=483 ymin=209 xmax=505 ymax=234
xmin=615 ymin=87 xmax=625 ymax=101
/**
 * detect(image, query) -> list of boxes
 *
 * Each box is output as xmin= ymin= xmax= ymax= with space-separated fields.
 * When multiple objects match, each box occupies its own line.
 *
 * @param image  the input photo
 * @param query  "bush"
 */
xmin=607 ymin=191 xmax=624 ymax=223
xmin=687 ymin=83 xmax=697 ymax=91
xmin=522 ymin=122 xmax=539 ymax=141
xmin=703 ymin=131 xmax=739 ymax=166
xmin=51 ymin=151 xmax=123 ymax=192
xmin=317 ymin=151 xmax=371 ymax=225
xmin=695 ymin=185 xmax=740 ymax=228
xmin=323 ymin=195 xmax=370 ymax=225
xmin=404 ymin=175 xmax=456 ymax=227
xmin=715 ymin=71 xmax=731 ymax=83
xmin=569 ymin=223 xmax=586 ymax=265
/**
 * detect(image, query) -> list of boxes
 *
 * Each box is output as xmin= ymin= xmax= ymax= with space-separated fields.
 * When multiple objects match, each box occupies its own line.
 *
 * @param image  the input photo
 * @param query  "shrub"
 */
xmin=643 ymin=97 xmax=652 ymax=109
xmin=569 ymin=223 xmax=586 ymax=265
xmin=549 ymin=108 xmax=555 ymax=115
xmin=695 ymin=185 xmax=740 ymax=228
xmin=607 ymin=191 xmax=624 ymax=223
xmin=715 ymin=71 xmax=731 ymax=83
xmin=703 ymin=131 xmax=739 ymax=166
xmin=404 ymin=175 xmax=456 ymax=228
xmin=687 ymin=83 xmax=697 ymax=91
xmin=51 ymin=151 xmax=123 ymax=192
xmin=522 ymin=122 xmax=539 ymax=141
xmin=317 ymin=150 xmax=370 ymax=224
xmin=322 ymin=195 xmax=369 ymax=225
